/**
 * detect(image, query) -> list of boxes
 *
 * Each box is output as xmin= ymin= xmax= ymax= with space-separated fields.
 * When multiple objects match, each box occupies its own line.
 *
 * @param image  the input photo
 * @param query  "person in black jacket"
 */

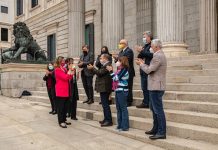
xmin=95 ymin=46 xmax=113 ymax=105
xmin=113 ymin=39 xmax=135 ymax=107
xmin=87 ymin=54 xmax=113 ymax=127
xmin=135 ymin=31 xmax=153 ymax=108
xmin=66 ymin=58 xmax=79 ymax=120
xmin=78 ymin=45 xmax=94 ymax=104
xmin=95 ymin=46 xmax=112 ymax=69
xmin=43 ymin=62 xmax=56 ymax=114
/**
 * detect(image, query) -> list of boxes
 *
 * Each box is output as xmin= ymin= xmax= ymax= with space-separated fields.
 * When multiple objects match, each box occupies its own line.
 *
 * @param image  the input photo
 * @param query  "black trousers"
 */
xmin=100 ymin=92 xmax=112 ymax=123
xmin=56 ymin=97 xmax=68 ymax=124
xmin=67 ymin=98 xmax=77 ymax=118
xmin=47 ymin=88 xmax=56 ymax=111
xmin=81 ymin=74 xmax=94 ymax=101
xmin=127 ymin=75 xmax=134 ymax=104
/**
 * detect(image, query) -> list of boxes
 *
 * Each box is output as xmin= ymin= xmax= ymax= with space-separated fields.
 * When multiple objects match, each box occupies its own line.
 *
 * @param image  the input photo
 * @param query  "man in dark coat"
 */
xmin=87 ymin=54 xmax=113 ymax=127
xmin=113 ymin=39 xmax=135 ymax=107
xmin=78 ymin=45 xmax=94 ymax=104
xmin=136 ymin=31 xmax=153 ymax=108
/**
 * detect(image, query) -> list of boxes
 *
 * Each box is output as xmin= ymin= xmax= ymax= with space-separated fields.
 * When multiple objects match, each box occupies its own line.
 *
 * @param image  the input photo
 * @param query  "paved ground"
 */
xmin=0 ymin=95 xmax=163 ymax=150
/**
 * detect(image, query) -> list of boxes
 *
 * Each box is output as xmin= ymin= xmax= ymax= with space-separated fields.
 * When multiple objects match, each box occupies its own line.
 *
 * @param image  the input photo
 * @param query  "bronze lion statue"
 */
xmin=2 ymin=22 xmax=47 ymax=62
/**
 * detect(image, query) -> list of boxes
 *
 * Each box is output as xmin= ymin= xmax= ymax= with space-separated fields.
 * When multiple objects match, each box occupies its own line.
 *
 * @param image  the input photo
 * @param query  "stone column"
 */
xmin=156 ymin=0 xmax=189 ymax=57
xmin=200 ymin=0 xmax=217 ymax=53
xmin=68 ymin=0 xmax=85 ymax=57
xmin=103 ymin=0 xmax=124 ymax=51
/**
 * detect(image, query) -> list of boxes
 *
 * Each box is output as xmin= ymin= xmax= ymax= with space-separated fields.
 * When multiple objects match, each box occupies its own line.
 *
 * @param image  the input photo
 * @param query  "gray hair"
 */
xmin=151 ymin=39 xmax=162 ymax=48
xmin=143 ymin=31 xmax=153 ymax=39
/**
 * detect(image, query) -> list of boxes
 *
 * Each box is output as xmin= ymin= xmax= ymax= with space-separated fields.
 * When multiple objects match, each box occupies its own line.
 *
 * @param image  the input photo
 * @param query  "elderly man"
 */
xmin=135 ymin=39 xmax=167 ymax=140
xmin=113 ymin=39 xmax=135 ymax=107
xmin=135 ymin=31 xmax=153 ymax=109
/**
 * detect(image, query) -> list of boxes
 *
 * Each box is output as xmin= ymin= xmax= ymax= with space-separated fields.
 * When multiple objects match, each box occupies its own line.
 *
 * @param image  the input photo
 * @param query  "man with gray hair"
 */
xmin=135 ymin=39 xmax=167 ymax=140
xmin=135 ymin=31 xmax=153 ymax=109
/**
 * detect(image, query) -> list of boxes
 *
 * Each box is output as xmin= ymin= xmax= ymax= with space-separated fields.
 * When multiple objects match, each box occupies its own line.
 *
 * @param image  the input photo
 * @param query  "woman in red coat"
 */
xmin=54 ymin=56 xmax=74 ymax=128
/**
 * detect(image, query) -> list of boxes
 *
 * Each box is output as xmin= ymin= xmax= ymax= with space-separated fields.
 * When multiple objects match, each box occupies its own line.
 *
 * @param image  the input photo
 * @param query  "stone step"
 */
xmin=167 ymin=54 xmax=218 ymax=61
xmin=77 ymin=75 xmax=218 ymax=85
xmin=165 ymin=83 xmax=218 ymax=92
xmin=22 ymin=95 xmax=218 ymax=128
xmin=78 ymin=118 xmax=218 ymax=150
xmin=76 ymin=82 xmax=218 ymax=92
xmin=77 ymin=101 xmax=218 ymax=128
xmin=34 ymin=87 xmax=218 ymax=103
xmin=167 ymin=58 xmax=218 ymax=66
xmin=78 ymin=94 xmax=218 ymax=114
xmin=27 ymin=91 xmax=218 ymax=115
xmin=77 ymin=88 xmax=218 ymax=103
xmin=21 ymin=95 xmax=218 ymax=145
xmin=202 ymin=63 xmax=218 ymax=69
xmin=76 ymin=108 xmax=218 ymax=144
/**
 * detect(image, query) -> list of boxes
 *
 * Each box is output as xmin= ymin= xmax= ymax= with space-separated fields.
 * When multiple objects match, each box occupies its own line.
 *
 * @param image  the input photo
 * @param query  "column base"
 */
xmin=162 ymin=43 xmax=189 ymax=57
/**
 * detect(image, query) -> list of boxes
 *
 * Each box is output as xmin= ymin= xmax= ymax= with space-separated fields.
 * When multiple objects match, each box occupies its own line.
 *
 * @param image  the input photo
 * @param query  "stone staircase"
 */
xmin=22 ymin=54 xmax=218 ymax=150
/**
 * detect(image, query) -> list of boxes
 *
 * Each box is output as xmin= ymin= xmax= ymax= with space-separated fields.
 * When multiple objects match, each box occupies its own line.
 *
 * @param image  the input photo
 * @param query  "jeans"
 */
xmin=115 ymin=91 xmax=129 ymax=130
xmin=149 ymin=91 xmax=166 ymax=135
xmin=81 ymin=74 xmax=94 ymax=100
xmin=100 ymin=92 xmax=112 ymax=123
xmin=140 ymin=75 xmax=149 ymax=106
xmin=127 ymin=75 xmax=134 ymax=104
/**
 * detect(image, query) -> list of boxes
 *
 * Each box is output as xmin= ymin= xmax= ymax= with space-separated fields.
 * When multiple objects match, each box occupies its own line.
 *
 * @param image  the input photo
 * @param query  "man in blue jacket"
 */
xmin=135 ymin=31 xmax=153 ymax=108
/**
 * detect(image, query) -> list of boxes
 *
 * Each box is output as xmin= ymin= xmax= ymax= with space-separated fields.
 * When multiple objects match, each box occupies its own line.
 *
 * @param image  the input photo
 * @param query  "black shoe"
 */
xmin=99 ymin=101 xmax=102 ymax=105
xmin=83 ymin=100 xmax=89 ymax=103
xmin=101 ymin=122 xmax=113 ymax=127
xmin=149 ymin=135 xmax=166 ymax=140
xmin=136 ymin=103 xmax=149 ymax=109
xmin=87 ymin=100 xmax=94 ymax=104
xmin=59 ymin=123 xmax=67 ymax=128
xmin=127 ymin=103 xmax=132 ymax=107
xmin=49 ymin=111 xmax=53 ymax=114
xmin=52 ymin=111 xmax=57 ymax=115
xmin=145 ymin=130 xmax=156 ymax=135
xmin=71 ymin=117 xmax=78 ymax=120
xmin=99 ymin=120 xmax=105 ymax=124
xmin=65 ymin=121 xmax=71 ymax=125
xmin=109 ymin=100 xmax=112 ymax=105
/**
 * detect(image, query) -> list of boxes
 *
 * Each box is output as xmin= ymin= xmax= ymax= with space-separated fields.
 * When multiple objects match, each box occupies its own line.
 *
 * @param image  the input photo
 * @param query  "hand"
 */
xmin=112 ymin=53 xmax=118 ymax=59
xmin=87 ymin=64 xmax=94 ymax=70
xmin=134 ymin=45 xmax=143 ymax=53
xmin=106 ymin=66 xmax=113 ymax=72
xmin=45 ymin=70 xmax=49 ymax=76
xmin=77 ymin=68 xmax=83 ymax=72
xmin=135 ymin=58 xmax=144 ymax=65
xmin=78 ymin=61 xmax=83 ymax=67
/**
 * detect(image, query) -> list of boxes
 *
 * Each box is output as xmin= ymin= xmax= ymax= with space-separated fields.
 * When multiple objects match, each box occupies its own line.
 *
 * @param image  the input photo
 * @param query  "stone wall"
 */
xmin=183 ymin=0 xmax=200 ymax=53
xmin=15 ymin=1 xmax=69 ymax=58
xmin=85 ymin=0 xmax=102 ymax=57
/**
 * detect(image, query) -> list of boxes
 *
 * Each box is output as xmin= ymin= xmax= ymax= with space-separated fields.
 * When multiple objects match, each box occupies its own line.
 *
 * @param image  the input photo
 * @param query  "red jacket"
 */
xmin=55 ymin=67 xmax=73 ymax=98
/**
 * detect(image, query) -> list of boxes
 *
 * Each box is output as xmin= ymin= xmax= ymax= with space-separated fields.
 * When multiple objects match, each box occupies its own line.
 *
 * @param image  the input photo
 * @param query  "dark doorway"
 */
xmin=85 ymin=23 xmax=94 ymax=57
xmin=47 ymin=34 xmax=56 ymax=61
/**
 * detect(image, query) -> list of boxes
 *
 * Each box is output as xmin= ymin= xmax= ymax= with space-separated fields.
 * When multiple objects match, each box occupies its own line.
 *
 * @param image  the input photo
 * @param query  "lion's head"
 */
xmin=13 ymin=22 xmax=33 ymax=41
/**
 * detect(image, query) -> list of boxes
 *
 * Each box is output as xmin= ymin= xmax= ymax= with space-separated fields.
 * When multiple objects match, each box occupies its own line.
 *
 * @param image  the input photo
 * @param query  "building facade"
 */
xmin=13 ymin=0 xmax=217 ymax=60
xmin=0 ymin=0 xmax=14 ymax=50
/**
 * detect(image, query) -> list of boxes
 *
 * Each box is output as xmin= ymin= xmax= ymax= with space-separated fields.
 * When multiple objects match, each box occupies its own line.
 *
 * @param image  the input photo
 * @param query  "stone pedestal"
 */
xmin=0 ymin=63 xmax=46 ymax=97
xmin=156 ymin=0 xmax=189 ymax=57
